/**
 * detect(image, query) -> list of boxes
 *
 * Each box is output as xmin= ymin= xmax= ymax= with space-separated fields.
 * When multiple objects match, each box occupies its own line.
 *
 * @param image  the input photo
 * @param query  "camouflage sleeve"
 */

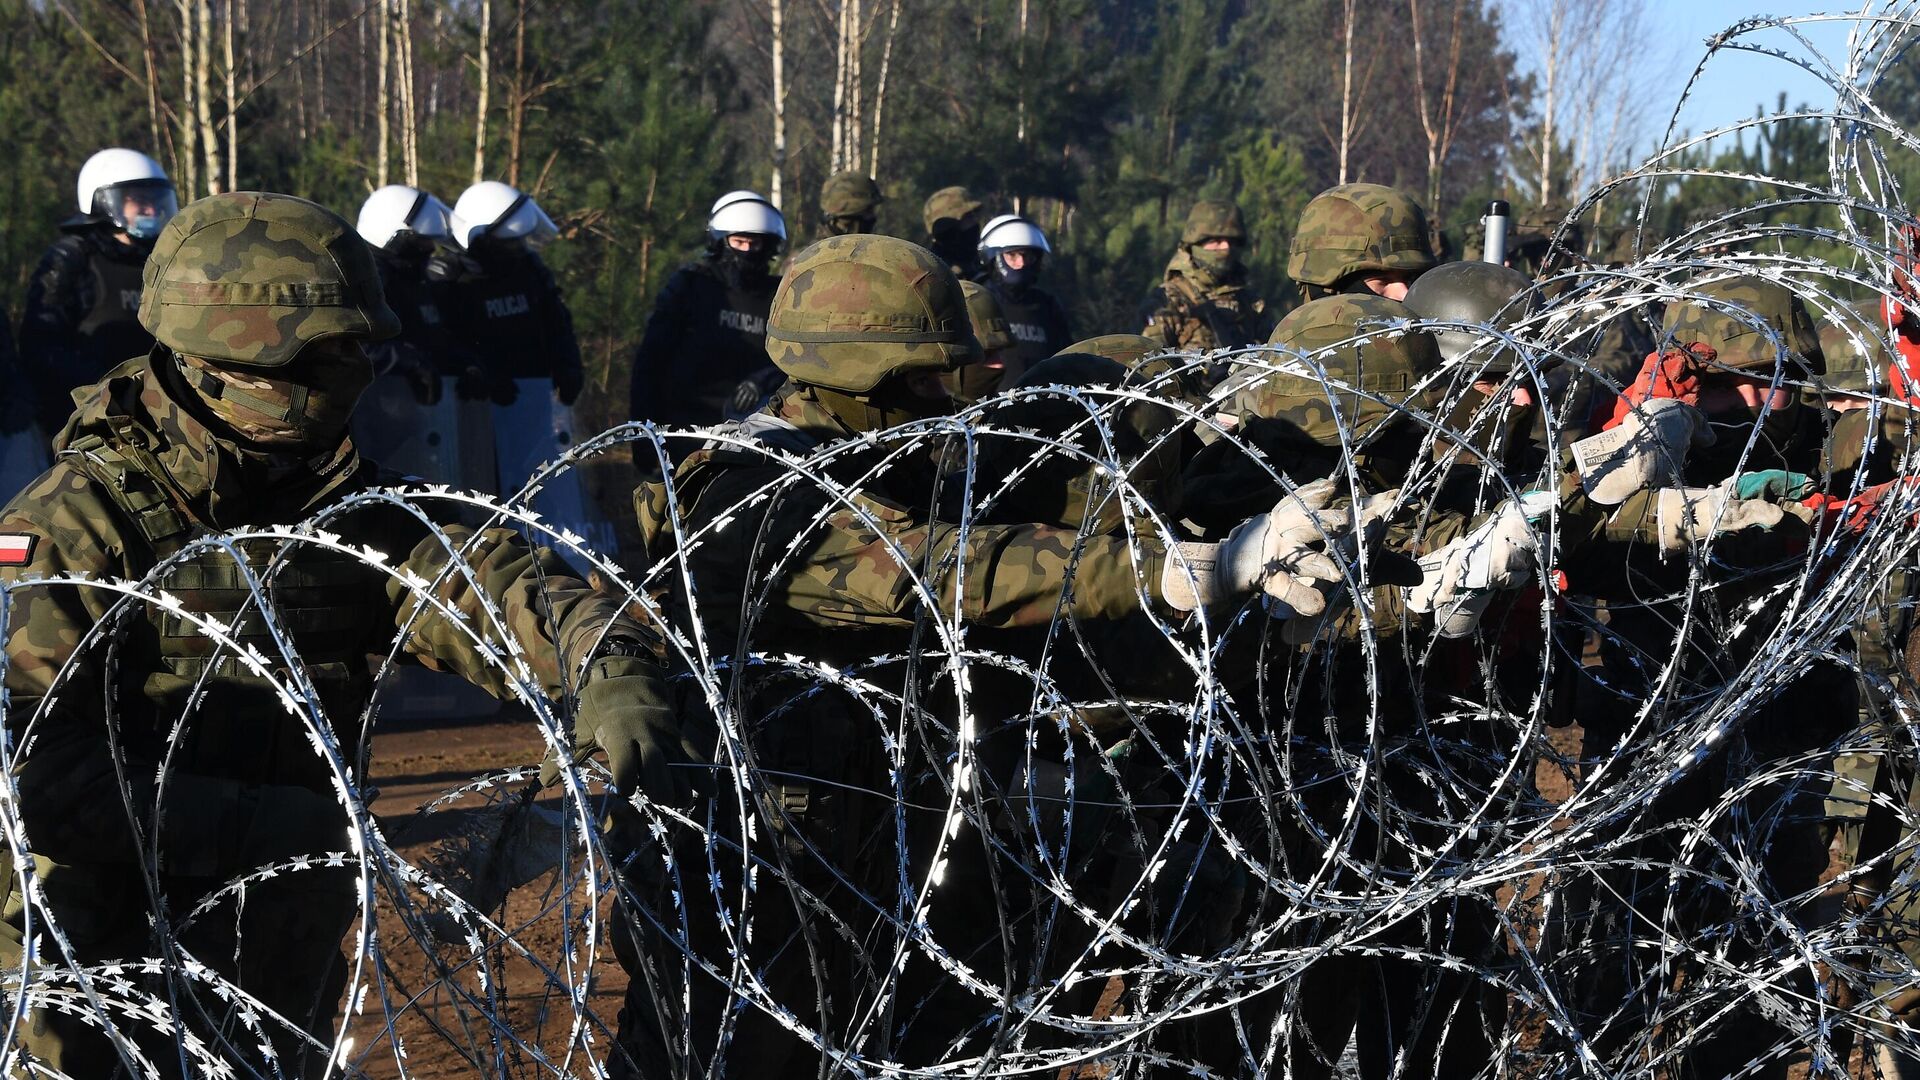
xmin=389 ymin=524 xmax=640 ymax=697
xmin=772 ymin=495 xmax=1168 ymax=630
xmin=0 ymin=467 xmax=244 ymax=869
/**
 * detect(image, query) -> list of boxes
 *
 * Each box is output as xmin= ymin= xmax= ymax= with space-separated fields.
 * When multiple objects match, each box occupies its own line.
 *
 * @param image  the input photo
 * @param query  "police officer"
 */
xmin=1140 ymin=198 xmax=1273 ymax=355
xmin=613 ymin=233 xmax=1361 ymax=1076
xmin=629 ymin=190 xmax=786 ymax=431
xmin=435 ymin=180 xmax=582 ymax=409
xmin=923 ymin=185 xmax=986 ymax=280
xmin=817 ymin=170 xmax=884 ymax=239
xmin=0 ymin=191 xmax=657 ymax=1076
xmin=978 ymin=213 xmax=1072 ymax=375
xmin=350 ymin=184 xmax=475 ymax=480
xmin=19 ymin=149 xmax=178 ymax=438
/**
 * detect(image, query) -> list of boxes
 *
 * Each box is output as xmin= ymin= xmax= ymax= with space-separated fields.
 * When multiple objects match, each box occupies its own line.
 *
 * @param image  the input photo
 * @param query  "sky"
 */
xmin=1642 ymin=2 xmax=1868 ymax=138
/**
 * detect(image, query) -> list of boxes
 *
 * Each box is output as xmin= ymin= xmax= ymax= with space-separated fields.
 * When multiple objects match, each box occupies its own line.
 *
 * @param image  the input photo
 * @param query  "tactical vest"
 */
xmin=649 ymin=263 xmax=779 ymax=426
xmin=452 ymin=255 xmax=561 ymax=380
xmin=1154 ymin=274 xmax=1264 ymax=351
xmin=74 ymin=245 xmax=153 ymax=380
xmin=61 ymin=433 xmax=381 ymax=787
xmin=987 ymin=284 xmax=1070 ymax=371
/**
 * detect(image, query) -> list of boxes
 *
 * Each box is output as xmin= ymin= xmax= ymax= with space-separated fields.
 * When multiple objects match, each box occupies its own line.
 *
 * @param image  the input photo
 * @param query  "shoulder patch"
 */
xmin=0 ymin=534 xmax=35 ymax=566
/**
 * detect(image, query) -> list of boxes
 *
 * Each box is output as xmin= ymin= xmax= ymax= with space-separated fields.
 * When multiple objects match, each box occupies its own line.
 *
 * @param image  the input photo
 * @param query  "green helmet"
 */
xmin=765 ymin=234 xmax=981 ymax=393
xmin=923 ymin=186 xmax=983 ymax=236
xmin=1286 ymin=183 xmax=1437 ymax=289
xmin=140 ymin=190 xmax=399 ymax=367
xmin=1402 ymin=260 xmax=1537 ymax=373
xmin=1232 ymin=293 xmax=1441 ymax=447
xmin=820 ymin=171 xmax=885 ymax=218
xmin=1659 ymin=273 xmax=1825 ymax=375
xmin=1181 ymin=199 xmax=1247 ymax=245
xmin=960 ymin=280 xmax=1013 ymax=352
xmin=1818 ymin=300 xmax=1895 ymax=395
xmin=1063 ymin=333 xmax=1202 ymax=404
xmin=977 ymin=353 xmax=1182 ymax=530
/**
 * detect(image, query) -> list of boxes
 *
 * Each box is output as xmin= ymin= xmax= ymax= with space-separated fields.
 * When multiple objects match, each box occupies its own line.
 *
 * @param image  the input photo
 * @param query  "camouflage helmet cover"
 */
xmin=140 ymin=191 xmax=400 ymax=367
xmin=820 ymin=171 xmax=885 ymax=218
xmin=1063 ymin=333 xmax=1202 ymax=403
xmin=1181 ymin=199 xmax=1248 ymax=245
xmin=923 ymin=186 xmax=983 ymax=235
xmin=1402 ymin=260 xmax=1537 ymax=372
xmin=1286 ymin=183 xmax=1437 ymax=288
xmin=1659 ymin=273 xmax=1825 ymax=375
xmin=1818 ymin=299 xmax=1896 ymax=395
xmin=1233 ymin=293 xmax=1442 ymax=446
xmin=960 ymin=280 xmax=1014 ymax=352
xmin=766 ymin=234 xmax=982 ymax=392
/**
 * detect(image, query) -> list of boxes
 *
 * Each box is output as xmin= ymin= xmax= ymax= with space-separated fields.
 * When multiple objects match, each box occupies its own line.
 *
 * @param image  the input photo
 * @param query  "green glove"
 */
xmin=574 ymin=655 xmax=700 ymax=807
xmin=1730 ymin=470 xmax=1815 ymax=501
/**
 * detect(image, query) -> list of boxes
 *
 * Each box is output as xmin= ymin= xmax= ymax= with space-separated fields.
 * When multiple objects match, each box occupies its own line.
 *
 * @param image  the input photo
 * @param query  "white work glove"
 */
xmin=1651 ymin=484 xmax=1786 ymax=552
xmin=1570 ymin=398 xmax=1715 ymax=506
xmin=1161 ymin=478 xmax=1350 ymax=614
xmin=1404 ymin=492 xmax=1553 ymax=639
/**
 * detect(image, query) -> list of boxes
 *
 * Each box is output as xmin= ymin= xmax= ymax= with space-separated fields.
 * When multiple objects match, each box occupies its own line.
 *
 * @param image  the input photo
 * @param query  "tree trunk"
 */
xmin=376 ymin=0 xmax=391 ymax=187
xmin=829 ymin=0 xmax=850 ymax=173
xmin=398 ymin=0 xmax=418 ymax=186
xmin=868 ymin=0 xmax=901 ymax=178
xmin=472 ymin=0 xmax=489 ymax=184
xmin=291 ymin=0 xmax=308 ymax=140
xmin=175 ymin=0 xmax=198 ymax=198
xmin=770 ymin=0 xmax=786 ymax=207
xmin=195 ymin=0 xmax=222 ymax=195
xmin=507 ymin=0 xmax=526 ymax=187
xmin=223 ymin=0 xmax=238 ymax=191
xmin=1337 ymin=0 xmax=1355 ymax=185
xmin=135 ymin=0 xmax=171 ymax=171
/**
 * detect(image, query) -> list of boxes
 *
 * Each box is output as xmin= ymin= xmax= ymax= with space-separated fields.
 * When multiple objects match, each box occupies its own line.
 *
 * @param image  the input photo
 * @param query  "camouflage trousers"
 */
xmin=0 ymin=855 xmax=355 ymax=1078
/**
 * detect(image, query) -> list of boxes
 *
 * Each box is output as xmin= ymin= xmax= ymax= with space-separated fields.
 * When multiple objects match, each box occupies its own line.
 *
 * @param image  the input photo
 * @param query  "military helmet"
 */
xmin=765 ymin=235 xmax=981 ymax=393
xmin=820 ymin=172 xmax=885 ymax=218
xmin=923 ymin=186 xmax=983 ymax=236
xmin=1402 ymin=260 xmax=1537 ymax=372
xmin=1286 ymin=183 xmax=1437 ymax=288
xmin=1232 ymin=293 xmax=1441 ymax=446
xmin=977 ymin=353 xmax=1182 ymax=530
xmin=1659 ymin=273 xmax=1825 ymax=375
xmin=1063 ymin=333 xmax=1201 ymax=403
xmin=960 ymin=280 xmax=1014 ymax=352
xmin=1181 ymin=200 xmax=1248 ymax=245
xmin=1818 ymin=300 xmax=1896 ymax=395
xmin=139 ymin=191 xmax=399 ymax=368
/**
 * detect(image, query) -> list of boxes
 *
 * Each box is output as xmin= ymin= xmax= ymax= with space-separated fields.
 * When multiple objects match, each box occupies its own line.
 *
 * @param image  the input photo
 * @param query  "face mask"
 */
xmin=1187 ymin=244 xmax=1239 ymax=279
xmin=178 ymin=343 xmax=374 ymax=450
xmin=126 ymin=214 xmax=167 ymax=241
xmin=995 ymin=254 xmax=1038 ymax=293
xmin=825 ymin=215 xmax=876 ymax=236
xmin=714 ymin=245 xmax=775 ymax=289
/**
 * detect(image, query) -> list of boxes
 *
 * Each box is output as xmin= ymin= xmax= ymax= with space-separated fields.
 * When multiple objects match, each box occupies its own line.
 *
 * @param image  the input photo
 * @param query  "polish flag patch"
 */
xmin=0 ymin=535 xmax=34 ymax=567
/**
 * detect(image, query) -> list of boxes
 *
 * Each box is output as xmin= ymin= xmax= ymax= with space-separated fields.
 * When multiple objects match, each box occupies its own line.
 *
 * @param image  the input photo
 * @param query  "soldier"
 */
xmin=614 ymin=233 xmax=1364 ymax=1076
xmin=0 ymin=191 xmax=658 ymax=1076
xmin=947 ymin=279 xmax=1017 ymax=404
xmin=923 ymin=185 xmax=986 ymax=280
xmin=349 ymin=184 xmax=472 ymax=482
xmin=629 ymin=190 xmax=786 ymax=433
xmin=19 ymin=149 xmax=178 ymax=440
xmin=817 ymin=170 xmax=885 ymax=238
xmin=977 ymin=213 xmax=1072 ymax=373
xmin=1140 ymin=198 xmax=1274 ymax=356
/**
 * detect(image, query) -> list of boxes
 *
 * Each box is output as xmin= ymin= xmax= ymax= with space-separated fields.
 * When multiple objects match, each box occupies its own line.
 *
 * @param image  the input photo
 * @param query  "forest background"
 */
xmin=0 ymin=0 xmax=1891 ymax=436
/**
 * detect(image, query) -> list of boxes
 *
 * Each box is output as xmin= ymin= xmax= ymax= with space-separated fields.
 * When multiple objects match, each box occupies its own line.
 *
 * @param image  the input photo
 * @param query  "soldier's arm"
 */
xmin=388 ymin=523 xmax=642 ymax=698
xmin=771 ymin=498 xmax=1169 ymax=630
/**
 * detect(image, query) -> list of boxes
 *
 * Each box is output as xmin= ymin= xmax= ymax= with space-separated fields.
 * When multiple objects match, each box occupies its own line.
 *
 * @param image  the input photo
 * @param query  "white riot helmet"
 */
xmin=980 ymin=213 xmax=1050 ymax=288
xmin=76 ymin=148 xmax=178 ymax=241
xmin=707 ymin=190 xmax=787 ymax=250
xmin=449 ymin=180 xmax=558 ymax=251
xmin=356 ymin=184 xmax=453 ymax=252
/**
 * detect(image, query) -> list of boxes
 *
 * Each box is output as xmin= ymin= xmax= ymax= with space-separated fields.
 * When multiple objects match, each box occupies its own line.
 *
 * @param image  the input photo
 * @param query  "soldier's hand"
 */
xmin=1600 ymin=344 xmax=1716 ymax=430
xmin=1653 ymin=486 xmax=1785 ymax=550
xmin=1405 ymin=496 xmax=1546 ymax=638
xmin=1161 ymin=478 xmax=1348 ymax=615
xmin=574 ymin=655 xmax=701 ymax=809
xmin=1571 ymin=397 xmax=1714 ymax=505
xmin=1729 ymin=469 xmax=1815 ymax=501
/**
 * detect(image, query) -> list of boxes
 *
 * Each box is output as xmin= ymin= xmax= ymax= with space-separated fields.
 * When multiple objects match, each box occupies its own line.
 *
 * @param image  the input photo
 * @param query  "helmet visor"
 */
xmin=102 ymin=179 xmax=179 ymax=239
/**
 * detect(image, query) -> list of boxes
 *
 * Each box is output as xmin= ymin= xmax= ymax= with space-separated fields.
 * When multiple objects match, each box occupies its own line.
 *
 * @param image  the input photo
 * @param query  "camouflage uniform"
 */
xmin=1140 ymin=199 xmax=1274 ymax=354
xmin=946 ymin=278 xmax=1016 ymax=404
xmin=0 ymin=193 xmax=640 ymax=1077
xmin=618 ymin=236 xmax=1210 ymax=1076
xmin=817 ymin=170 xmax=885 ymax=239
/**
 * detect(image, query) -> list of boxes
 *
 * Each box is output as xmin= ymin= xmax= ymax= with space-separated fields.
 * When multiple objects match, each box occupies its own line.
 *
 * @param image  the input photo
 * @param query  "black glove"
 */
xmin=489 ymin=371 xmax=520 ymax=406
xmin=556 ymin=365 xmax=584 ymax=407
xmin=402 ymin=352 xmax=443 ymax=406
xmin=455 ymin=365 xmax=494 ymax=402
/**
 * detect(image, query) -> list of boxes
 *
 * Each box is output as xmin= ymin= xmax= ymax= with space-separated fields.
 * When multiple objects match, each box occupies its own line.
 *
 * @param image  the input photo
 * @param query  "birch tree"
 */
xmin=473 ymin=0 xmax=490 ymax=184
